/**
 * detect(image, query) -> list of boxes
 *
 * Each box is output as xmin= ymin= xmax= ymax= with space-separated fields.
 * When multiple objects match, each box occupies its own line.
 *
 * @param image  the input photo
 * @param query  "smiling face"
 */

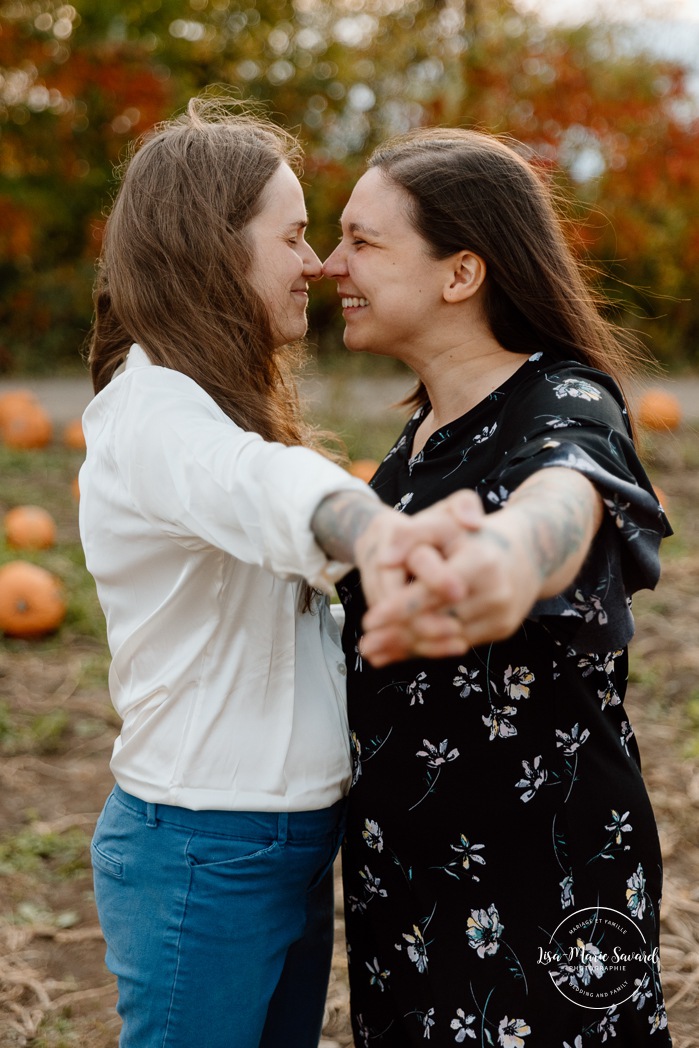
xmin=246 ymin=162 xmax=322 ymax=347
xmin=322 ymin=167 xmax=461 ymax=362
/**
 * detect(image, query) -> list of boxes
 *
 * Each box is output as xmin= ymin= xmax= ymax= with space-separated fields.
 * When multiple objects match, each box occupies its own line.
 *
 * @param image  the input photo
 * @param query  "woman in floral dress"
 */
xmin=323 ymin=129 xmax=673 ymax=1046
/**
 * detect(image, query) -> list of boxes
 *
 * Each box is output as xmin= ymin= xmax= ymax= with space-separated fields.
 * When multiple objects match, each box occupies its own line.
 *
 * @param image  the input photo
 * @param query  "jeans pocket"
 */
xmin=91 ymin=841 xmax=124 ymax=879
xmin=185 ymin=833 xmax=280 ymax=869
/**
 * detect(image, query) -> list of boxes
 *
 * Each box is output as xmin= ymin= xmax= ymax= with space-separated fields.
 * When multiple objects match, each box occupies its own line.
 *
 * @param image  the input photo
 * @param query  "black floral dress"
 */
xmin=339 ymin=354 xmax=673 ymax=1047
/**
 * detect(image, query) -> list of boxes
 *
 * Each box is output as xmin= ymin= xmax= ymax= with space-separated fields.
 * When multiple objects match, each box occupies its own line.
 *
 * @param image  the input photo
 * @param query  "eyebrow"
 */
xmin=347 ymin=220 xmax=382 ymax=238
xmin=283 ymin=219 xmax=308 ymax=232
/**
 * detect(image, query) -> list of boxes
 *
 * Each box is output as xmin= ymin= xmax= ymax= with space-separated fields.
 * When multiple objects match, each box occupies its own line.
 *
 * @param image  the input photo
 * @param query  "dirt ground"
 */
xmin=0 ymin=380 xmax=698 ymax=1047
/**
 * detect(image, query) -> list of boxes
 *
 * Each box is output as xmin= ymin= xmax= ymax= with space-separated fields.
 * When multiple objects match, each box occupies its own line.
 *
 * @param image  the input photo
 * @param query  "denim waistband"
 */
xmin=111 ymin=784 xmax=346 ymax=841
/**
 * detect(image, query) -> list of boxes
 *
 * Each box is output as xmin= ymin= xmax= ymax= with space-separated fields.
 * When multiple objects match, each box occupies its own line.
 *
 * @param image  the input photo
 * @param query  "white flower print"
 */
xmin=421 ymin=1007 xmax=436 ymax=1039
xmin=362 ymin=818 xmax=384 ymax=852
xmin=589 ymin=809 xmax=633 ymax=862
xmin=354 ymin=642 xmax=364 ymax=672
xmin=453 ymin=665 xmax=482 ymax=698
xmin=606 ymin=809 xmax=632 ymax=846
xmin=355 ymin=1014 xmax=371 ymax=1048
xmin=560 ymin=873 xmax=575 ymax=910
xmin=411 ymin=739 xmax=460 ymax=810
xmin=474 ymin=423 xmax=497 ymax=444
xmin=466 ymin=903 xmax=503 ymax=957
xmin=553 ymin=939 xmax=606 ymax=990
xmin=595 ymin=1009 xmax=620 ymax=1041
xmin=408 ymin=449 xmax=425 ymax=474
xmin=504 ymin=665 xmax=534 ymax=701
xmin=626 ymin=863 xmax=647 ymax=919
xmin=631 ymin=973 xmax=653 ymax=1010
xmin=552 ymin=378 xmax=602 ymax=402
xmin=620 ymin=719 xmax=635 ymax=754
xmin=555 ymin=723 xmax=590 ymax=755
xmin=394 ymin=492 xmax=414 ymax=511
xmin=649 ymin=1004 xmax=668 ymax=1033
xmin=498 ymin=1016 xmax=531 ymax=1047
xmin=598 ymin=681 xmax=621 ymax=709
xmin=515 ymin=755 xmax=548 ymax=802
xmin=545 ymin=415 xmax=581 ymax=429
xmin=359 ymin=865 xmax=388 ymax=899
xmin=417 ymin=738 xmax=460 ymax=767
xmin=395 ymin=924 xmax=429 ymax=973
xmin=449 ymin=833 xmax=486 ymax=874
xmin=483 ymin=705 xmax=519 ymax=740
xmin=407 ymin=671 xmax=430 ymax=706
xmin=570 ymin=589 xmax=608 ymax=626
xmin=486 ymin=484 xmax=509 ymax=508
xmin=577 ymin=650 xmax=622 ymax=679
xmin=450 ymin=1008 xmax=477 ymax=1041
xmin=366 ymin=956 xmax=390 ymax=991
xmin=604 ymin=493 xmax=631 ymax=530
xmin=562 ymin=1037 xmax=583 ymax=1048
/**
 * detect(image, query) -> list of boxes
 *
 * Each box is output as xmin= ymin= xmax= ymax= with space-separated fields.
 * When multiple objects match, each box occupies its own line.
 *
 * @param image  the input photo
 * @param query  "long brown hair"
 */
xmin=88 ymin=97 xmax=315 ymax=447
xmin=367 ymin=127 xmax=647 ymax=415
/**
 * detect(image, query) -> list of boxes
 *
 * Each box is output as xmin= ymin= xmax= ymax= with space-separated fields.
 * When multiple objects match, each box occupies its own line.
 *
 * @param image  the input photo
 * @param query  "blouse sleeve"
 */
xmin=478 ymin=363 xmax=672 ymax=653
xmin=109 ymin=365 xmax=375 ymax=585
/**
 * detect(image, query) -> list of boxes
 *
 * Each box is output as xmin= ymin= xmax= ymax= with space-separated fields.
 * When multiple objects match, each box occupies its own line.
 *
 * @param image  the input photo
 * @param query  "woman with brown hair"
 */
xmin=79 ymin=101 xmax=468 ymax=1048
xmin=324 ymin=128 xmax=673 ymax=1045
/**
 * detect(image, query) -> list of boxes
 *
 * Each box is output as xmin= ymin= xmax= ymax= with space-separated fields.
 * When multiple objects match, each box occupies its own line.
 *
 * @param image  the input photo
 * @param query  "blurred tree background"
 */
xmin=0 ymin=0 xmax=697 ymax=372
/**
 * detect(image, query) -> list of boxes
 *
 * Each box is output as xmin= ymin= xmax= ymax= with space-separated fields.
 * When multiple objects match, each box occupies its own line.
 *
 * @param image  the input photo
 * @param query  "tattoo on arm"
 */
xmin=311 ymin=492 xmax=382 ymax=563
xmin=507 ymin=474 xmax=595 ymax=583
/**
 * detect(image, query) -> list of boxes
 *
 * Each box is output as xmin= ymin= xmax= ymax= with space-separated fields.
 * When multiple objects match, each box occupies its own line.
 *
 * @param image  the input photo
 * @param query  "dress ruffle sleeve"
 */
xmin=479 ymin=361 xmax=672 ymax=653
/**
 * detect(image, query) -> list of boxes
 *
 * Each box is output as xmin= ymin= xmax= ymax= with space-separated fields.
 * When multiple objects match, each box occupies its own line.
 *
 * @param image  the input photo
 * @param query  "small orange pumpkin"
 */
xmin=63 ymin=417 xmax=86 ymax=450
xmin=348 ymin=458 xmax=380 ymax=483
xmin=0 ymin=400 xmax=53 ymax=449
xmin=0 ymin=561 xmax=67 ymax=638
xmin=637 ymin=389 xmax=682 ymax=432
xmin=3 ymin=505 xmax=57 ymax=550
xmin=0 ymin=389 xmax=38 ymax=426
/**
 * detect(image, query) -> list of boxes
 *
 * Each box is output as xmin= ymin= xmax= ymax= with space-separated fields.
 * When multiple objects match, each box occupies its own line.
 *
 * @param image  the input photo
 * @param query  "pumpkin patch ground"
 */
xmin=0 ymin=404 xmax=698 ymax=1047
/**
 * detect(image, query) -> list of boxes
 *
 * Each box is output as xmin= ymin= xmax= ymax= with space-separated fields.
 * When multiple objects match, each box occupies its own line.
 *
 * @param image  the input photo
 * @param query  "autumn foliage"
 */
xmin=1 ymin=0 xmax=698 ymax=370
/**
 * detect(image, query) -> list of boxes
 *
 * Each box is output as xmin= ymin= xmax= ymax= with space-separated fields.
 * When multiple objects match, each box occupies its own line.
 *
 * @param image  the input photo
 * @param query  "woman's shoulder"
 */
xmin=508 ymin=353 xmax=628 ymax=425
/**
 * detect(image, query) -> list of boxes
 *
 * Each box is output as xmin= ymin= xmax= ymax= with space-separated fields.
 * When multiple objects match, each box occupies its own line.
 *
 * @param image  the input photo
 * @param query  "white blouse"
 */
xmin=79 ymin=344 xmax=375 ymax=811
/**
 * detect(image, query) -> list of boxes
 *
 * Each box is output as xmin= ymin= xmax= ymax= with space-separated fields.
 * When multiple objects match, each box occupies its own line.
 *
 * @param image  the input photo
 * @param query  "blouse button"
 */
xmin=338 ymin=663 xmax=347 ymax=676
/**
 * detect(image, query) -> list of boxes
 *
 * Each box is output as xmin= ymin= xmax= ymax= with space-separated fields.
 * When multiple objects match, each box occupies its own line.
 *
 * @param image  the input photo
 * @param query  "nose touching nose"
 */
xmin=322 ymin=244 xmax=346 ymax=279
xmin=304 ymin=244 xmax=323 ymax=280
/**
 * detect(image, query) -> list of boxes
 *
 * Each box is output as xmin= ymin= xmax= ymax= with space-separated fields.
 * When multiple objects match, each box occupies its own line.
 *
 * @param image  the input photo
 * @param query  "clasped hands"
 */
xmin=354 ymin=490 xmax=541 ymax=667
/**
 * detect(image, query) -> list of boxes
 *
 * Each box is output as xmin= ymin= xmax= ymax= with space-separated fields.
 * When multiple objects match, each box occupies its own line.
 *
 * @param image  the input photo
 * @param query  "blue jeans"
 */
xmin=91 ymin=785 xmax=346 ymax=1048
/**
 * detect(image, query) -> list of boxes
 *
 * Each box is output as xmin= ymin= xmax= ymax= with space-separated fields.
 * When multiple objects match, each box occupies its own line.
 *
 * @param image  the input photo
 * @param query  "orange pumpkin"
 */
xmin=0 ymin=389 xmax=38 ymax=426
xmin=637 ymin=389 xmax=682 ymax=432
xmin=0 ymin=561 xmax=66 ymax=638
xmin=63 ymin=417 xmax=86 ymax=450
xmin=4 ymin=505 xmax=57 ymax=550
xmin=0 ymin=400 xmax=53 ymax=449
xmin=348 ymin=458 xmax=380 ymax=483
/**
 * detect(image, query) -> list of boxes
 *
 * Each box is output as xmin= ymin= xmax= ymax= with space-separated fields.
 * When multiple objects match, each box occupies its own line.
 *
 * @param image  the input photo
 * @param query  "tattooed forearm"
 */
xmin=311 ymin=492 xmax=383 ymax=563
xmin=505 ymin=470 xmax=601 ymax=589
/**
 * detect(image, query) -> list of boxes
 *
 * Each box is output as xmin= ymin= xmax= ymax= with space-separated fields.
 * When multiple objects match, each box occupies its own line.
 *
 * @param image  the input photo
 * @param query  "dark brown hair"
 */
xmin=88 ymin=97 xmax=315 ymax=447
xmin=368 ymin=127 xmax=645 ymax=413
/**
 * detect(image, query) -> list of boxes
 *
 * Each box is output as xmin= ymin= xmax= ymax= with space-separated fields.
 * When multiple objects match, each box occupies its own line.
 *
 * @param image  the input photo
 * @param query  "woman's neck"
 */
xmin=420 ymin=342 xmax=529 ymax=426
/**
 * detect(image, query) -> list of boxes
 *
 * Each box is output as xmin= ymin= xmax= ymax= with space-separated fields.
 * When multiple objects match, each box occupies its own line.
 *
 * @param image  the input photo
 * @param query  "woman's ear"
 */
xmin=442 ymin=251 xmax=487 ymax=303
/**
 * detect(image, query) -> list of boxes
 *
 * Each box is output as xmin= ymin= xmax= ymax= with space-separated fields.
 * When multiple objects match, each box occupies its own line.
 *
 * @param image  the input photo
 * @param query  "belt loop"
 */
xmin=278 ymin=812 xmax=288 ymax=844
xmin=145 ymin=803 xmax=158 ymax=828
